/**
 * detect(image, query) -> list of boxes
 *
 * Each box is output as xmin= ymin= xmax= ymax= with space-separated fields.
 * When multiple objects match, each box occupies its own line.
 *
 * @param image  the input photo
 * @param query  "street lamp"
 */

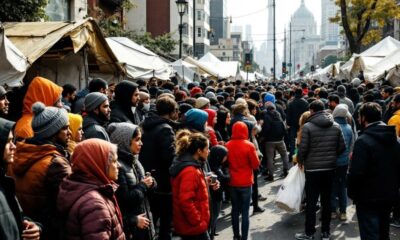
xmin=176 ymin=0 xmax=188 ymax=59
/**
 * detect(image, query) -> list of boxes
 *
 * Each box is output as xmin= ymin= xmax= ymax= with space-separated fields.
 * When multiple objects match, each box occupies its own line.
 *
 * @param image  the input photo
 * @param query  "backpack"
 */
xmin=262 ymin=110 xmax=286 ymax=140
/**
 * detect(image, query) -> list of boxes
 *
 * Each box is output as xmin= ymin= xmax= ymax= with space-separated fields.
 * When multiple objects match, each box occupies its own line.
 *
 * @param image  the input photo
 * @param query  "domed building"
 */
xmin=286 ymin=0 xmax=321 ymax=77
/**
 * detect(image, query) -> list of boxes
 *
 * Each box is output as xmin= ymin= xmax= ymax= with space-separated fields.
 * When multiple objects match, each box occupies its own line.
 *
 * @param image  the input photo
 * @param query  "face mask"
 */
xmin=143 ymin=103 xmax=150 ymax=112
xmin=131 ymin=107 xmax=136 ymax=114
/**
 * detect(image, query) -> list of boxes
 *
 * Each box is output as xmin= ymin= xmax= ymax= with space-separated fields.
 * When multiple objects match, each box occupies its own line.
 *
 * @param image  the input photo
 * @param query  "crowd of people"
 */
xmin=0 ymin=75 xmax=399 ymax=240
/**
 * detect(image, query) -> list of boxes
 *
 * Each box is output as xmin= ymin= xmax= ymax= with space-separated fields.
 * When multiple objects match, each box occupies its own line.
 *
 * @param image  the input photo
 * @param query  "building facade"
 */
xmin=320 ymin=0 xmax=340 ymax=46
xmin=194 ymin=0 xmax=211 ymax=58
xmin=209 ymin=38 xmax=234 ymax=61
xmin=210 ymin=0 xmax=228 ymax=45
xmin=46 ymin=0 xmax=87 ymax=21
xmin=231 ymin=31 xmax=243 ymax=62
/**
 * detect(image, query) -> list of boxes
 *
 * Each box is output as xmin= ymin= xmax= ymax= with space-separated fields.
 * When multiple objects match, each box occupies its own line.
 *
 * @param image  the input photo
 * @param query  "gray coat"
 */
xmin=297 ymin=111 xmax=346 ymax=171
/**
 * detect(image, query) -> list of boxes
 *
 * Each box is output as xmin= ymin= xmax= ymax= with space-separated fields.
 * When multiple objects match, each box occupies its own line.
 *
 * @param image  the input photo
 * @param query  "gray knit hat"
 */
xmin=31 ymin=102 xmax=68 ymax=139
xmin=0 ymin=86 xmax=7 ymax=98
xmin=337 ymin=85 xmax=346 ymax=94
xmin=332 ymin=104 xmax=349 ymax=118
xmin=108 ymin=122 xmax=139 ymax=154
xmin=205 ymin=91 xmax=216 ymax=99
xmin=84 ymin=92 xmax=108 ymax=112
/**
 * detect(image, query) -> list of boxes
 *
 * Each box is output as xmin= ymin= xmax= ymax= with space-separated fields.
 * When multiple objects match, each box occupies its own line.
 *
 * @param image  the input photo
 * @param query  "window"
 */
xmin=46 ymin=0 xmax=70 ymax=21
xmin=222 ymin=52 xmax=226 ymax=56
xmin=198 ymin=27 xmax=202 ymax=37
xmin=197 ymin=11 xmax=202 ymax=20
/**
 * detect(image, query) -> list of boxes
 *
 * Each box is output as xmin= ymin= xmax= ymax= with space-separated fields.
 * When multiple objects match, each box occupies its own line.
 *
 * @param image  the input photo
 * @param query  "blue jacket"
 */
xmin=334 ymin=117 xmax=353 ymax=166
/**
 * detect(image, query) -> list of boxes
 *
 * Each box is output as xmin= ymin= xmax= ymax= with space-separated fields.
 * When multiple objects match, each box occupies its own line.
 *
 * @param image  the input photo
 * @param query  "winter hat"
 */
xmin=337 ymin=85 xmax=346 ymax=95
xmin=332 ymin=104 xmax=349 ymax=118
xmin=179 ymin=103 xmax=193 ymax=115
xmin=190 ymin=87 xmax=203 ymax=97
xmin=204 ymin=108 xmax=217 ymax=128
xmin=235 ymin=98 xmax=247 ymax=106
xmin=31 ymin=102 xmax=68 ymax=139
xmin=351 ymin=78 xmax=361 ymax=87
xmin=205 ymin=91 xmax=216 ymax=99
xmin=84 ymin=92 xmax=108 ymax=112
xmin=0 ymin=86 xmax=7 ymax=98
xmin=195 ymin=97 xmax=210 ymax=109
xmin=68 ymin=113 xmax=83 ymax=142
xmin=263 ymin=93 xmax=276 ymax=104
xmin=208 ymin=145 xmax=228 ymax=171
xmin=108 ymin=122 xmax=139 ymax=154
xmin=184 ymin=108 xmax=208 ymax=132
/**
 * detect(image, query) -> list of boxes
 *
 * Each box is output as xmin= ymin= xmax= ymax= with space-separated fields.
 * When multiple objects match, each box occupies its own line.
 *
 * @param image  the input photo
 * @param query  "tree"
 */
xmin=0 ymin=0 xmax=48 ymax=21
xmin=323 ymin=55 xmax=338 ymax=68
xmin=331 ymin=0 xmax=400 ymax=54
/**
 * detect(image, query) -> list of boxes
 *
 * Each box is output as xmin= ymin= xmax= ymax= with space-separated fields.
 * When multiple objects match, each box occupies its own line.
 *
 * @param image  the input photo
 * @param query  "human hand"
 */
xmin=136 ymin=213 xmax=150 ymax=229
xmin=141 ymin=176 xmax=153 ymax=188
xmin=22 ymin=220 xmax=40 ymax=240
xmin=297 ymin=163 xmax=304 ymax=171
xmin=211 ymin=180 xmax=220 ymax=191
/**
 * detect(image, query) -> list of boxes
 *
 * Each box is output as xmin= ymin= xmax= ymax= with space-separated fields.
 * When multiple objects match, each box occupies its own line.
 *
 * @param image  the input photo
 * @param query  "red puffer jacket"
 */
xmin=170 ymin=154 xmax=210 ymax=236
xmin=57 ymin=176 xmax=125 ymax=240
xmin=226 ymin=121 xmax=260 ymax=187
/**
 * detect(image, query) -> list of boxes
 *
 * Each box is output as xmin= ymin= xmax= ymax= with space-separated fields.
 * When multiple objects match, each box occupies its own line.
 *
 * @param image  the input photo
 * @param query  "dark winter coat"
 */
xmin=139 ymin=112 xmax=176 ymax=193
xmin=208 ymin=146 xmax=230 ymax=201
xmin=110 ymin=80 xmax=141 ymax=125
xmin=286 ymin=97 xmax=309 ymax=130
xmin=116 ymin=150 xmax=155 ymax=240
xmin=110 ymin=102 xmax=141 ymax=125
xmin=57 ymin=175 xmax=125 ymax=240
xmin=297 ymin=111 xmax=346 ymax=171
xmin=228 ymin=113 xmax=254 ymax=139
xmin=261 ymin=107 xmax=286 ymax=142
xmin=82 ymin=113 xmax=110 ymax=141
xmin=348 ymin=122 xmax=400 ymax=207
xmin=169 ymin=154 xmax=210 ymax=236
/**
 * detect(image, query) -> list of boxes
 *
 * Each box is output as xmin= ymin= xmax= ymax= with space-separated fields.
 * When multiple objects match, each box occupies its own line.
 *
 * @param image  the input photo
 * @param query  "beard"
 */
xmin=98 ymin=110 xmax=110 ymax=122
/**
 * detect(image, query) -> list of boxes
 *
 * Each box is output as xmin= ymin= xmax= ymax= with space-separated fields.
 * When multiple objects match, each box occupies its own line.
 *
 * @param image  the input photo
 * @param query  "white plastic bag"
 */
xmin=275 ymin=165 xmax=305 ymax=213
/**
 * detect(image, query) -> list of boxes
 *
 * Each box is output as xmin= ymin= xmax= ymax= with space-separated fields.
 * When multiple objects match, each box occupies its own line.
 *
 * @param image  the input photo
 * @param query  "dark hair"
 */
xmin=366 ymin=82 xmax=375 ymax=90
xmin=62 ymin=84 xmax=76 ymax=97
xmin=89 ymin=78 xmax=108 ymax=93
xmin=294 ymin=88 xmax=303 ymax=97
xmin=308 ymin=91 xmax=315 ymax=98
xmin=328 ymin=95 xmax=340 ymax=104
xmin=359 ymin=102 xmax=382 ymax=123
xmin=132 ymin=127 xmax=141 ymax=139
xmin=136 ymin=79 xmax=146 ymax=87
xmin=175 ymin=90 xmax=187 ymax=102
xmin=363 ymin=93 xmax=375 ymax=103
xmin=246 ymin=99 xmax=258 ymax=113
xmin=275 ymin=91 xmax=283 ymax=100
xmin=156 ymin=97 xmax=178 ymax=115
xmin=393 ymin=94 xmax=400 ymax=103
xmin=309 ymin=100 xmax=324 ymax=112
xmin=318 ymin=89 xmax=328 ymax=99
xmin=383 ymin=86 xmax=394 ymax=95
xmin=176 ymin=131 xmax=209 ymax=156
xmin=163 ymin=82 xmax=175 ymax=91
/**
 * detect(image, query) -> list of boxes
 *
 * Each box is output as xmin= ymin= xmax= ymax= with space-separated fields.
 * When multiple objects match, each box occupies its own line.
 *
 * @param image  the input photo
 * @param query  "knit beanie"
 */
xmin=351 ymin=78 xmax=361 ymax=87
xmin=332 ymin=104 xmax=349 ymax=118
xmin=195 ymin=97 xmax=210 ymax=109
xmin=205 ymin=91 xmax=216 ymax=99
xmin=84 ymin=92 xmax=108 ymax=112
xmin=108 ymin=122 xmax=138 ymax=154
xmin=0 ymin=86 xmax=7 ymax=98
xmin=31 ymin=102 xmax=68 ymax=139
xmin=264 ymin=93 xmax=276 ymax=104
xmin=190 ymin=87 xmax=203 ymax=97
xmin=68 ymin=113 xmax=83 ymax=142
xmin=179 ymin=103 xmax=193 ymax=115
xmin=337 ymin=85 xmax=346 ymax=95
xmin=184 ymin=109 xmax=208 ymax=132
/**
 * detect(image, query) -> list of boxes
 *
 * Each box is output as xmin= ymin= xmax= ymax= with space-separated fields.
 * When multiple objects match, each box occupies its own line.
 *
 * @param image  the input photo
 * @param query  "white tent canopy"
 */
xmin=199 ymin=52 xmax=241 ymax=79
xmin=314 ymin=62 xmax=342 ymax=82
xmin=106 ymin=37 xmax=172 ymax=80
xmin=0 ymin=28 xmax=29 ymax=86
xmin=170 ymin=59 xmax=200 ymax=84
xmin=341 ymin=36 xmax=400 ymax=79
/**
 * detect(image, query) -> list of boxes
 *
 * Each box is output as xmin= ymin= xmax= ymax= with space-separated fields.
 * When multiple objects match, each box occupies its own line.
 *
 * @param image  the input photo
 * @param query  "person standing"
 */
xmin=82 ymin=92 xmax=111 ymax=141
xmin=226 ymin=121 xmax=260 ymax=240
xmin=348 ymin=102 xmax=400 ymax=240
xmin=110 ymin=80 xmax=141 ymax=125
xmin=0 ymin=86 xmax=10 ymax=118
xmin=388 ymin=94 xmax=400 ymax=137
xmin=295 ymin=100 xmax=345 ymax=240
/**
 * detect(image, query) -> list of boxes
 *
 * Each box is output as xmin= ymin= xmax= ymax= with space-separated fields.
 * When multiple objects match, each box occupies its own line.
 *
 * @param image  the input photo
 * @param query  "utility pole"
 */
xmin=284 ymin=27 xmax=287 ymax=79
xmin=272 ymin=0 xmax=276 ymax=81
xmin=193 ymin=0 xmax=196 ymax=58
xmin=289 ymin=22 xmax=292 ymax=80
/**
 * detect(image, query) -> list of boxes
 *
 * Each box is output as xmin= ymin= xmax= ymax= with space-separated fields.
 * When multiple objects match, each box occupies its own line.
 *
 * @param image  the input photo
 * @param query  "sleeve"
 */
xmin=159 ymin=127 xmax=176 ymax=170
xmin=297 ymin=125 xmax=310 ymax=164
xmin=177 ymin=169 xmax=202 ymax=226
xmin=337 ymin=127 xmax=346 ymax=155
xmin=46 ymin=157 xmax=72 ymax=202
xmin=347 ymin=140 xmax=369 ymax=201
xmin=248 ymin=143 xmax=261 ymax=169
xmin=388 ymin=115 xmax=400 ymax=137
xmin=207 ymin=128 xmax=219 ymax=147
xmin=286 ymin=104 xmax=293 ymax=127
xmin=115 ymin=167 xmax=147 ymax=211
xmin=78 ymin=197 xmax=113 ymax=240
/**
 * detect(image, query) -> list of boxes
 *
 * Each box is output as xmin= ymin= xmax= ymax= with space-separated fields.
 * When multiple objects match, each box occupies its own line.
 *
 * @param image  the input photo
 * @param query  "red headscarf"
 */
xmin=71 ymin=139 xmax=123 ymax=224
xmin=204 ymin=108 xmax=217 ymax=128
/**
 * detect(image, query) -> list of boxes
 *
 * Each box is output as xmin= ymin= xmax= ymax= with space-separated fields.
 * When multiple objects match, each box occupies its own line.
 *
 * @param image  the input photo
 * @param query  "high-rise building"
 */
xmin=320 ymin=0 xmax=340 ymax=46
xmin=210 ymin=0 xmax=227 ymax=45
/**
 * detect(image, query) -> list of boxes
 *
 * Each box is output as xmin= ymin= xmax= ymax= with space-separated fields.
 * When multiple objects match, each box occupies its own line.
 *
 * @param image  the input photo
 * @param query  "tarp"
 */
xmin=314 ymin=62 xmax=342 ymax=82
xmin=106 ymin=37 xmax=172 ymax=80
xmin=363 ymin=50 xmax=400 ymax=83
xmin=183 ymin=56 xmax=219 ymax=78
xmin=341 ymin=36 xmax=400 ymax=79
xmin=171 ymin=59 xmax=200 ymax=84
xmin=199 ymin=52 xmax=240 ymax=79
xmin=239 ymin=70 xmax=256 ymax=82
xmin=0 ymin=27 xmax=29 ymax=86
xmin=3 ymin=18 xmax=123 ymax=86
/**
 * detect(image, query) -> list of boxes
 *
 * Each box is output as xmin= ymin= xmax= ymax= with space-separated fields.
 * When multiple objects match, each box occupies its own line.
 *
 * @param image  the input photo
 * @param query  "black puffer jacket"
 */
xmin=208 ymin=146 xmax=230 ymax=202
xmin=348 ymin=122 xmax=400 ymax=206
xmin=286 ymin=97 xmax=309 ymax=130
xmin=139 ymin=112 xmax=176 ymax=193
xmin=116 ymin=150 xmax=155 ymax=240
xmin=297 ymin=111 xmax=345 ymax=171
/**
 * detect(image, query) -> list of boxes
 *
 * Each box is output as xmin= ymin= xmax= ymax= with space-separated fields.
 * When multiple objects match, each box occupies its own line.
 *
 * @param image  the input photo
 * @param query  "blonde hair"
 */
xmin=297 ymin=111 xmax=311 ymax=145
xmin=175 ymin=130 xmax=209 ymax=156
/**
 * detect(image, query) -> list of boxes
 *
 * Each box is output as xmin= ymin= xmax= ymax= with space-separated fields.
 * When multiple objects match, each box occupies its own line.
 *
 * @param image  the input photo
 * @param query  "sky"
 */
xmin=227 ymin=0 xmax=322 ymax=57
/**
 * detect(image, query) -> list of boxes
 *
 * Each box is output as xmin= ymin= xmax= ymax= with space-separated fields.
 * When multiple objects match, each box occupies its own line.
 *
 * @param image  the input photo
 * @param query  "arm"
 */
xmin=297 ymin=125 xmax=310 ymax=165
xmin=248 ymin=143 xmax=261 ymax=169
xmin=347 ymin=140 xmax=368 ymax=201
xmin=46 ymin=156 xmax=72 ymax=203
xmin=337 ymin=127 xmax=346 ymax=155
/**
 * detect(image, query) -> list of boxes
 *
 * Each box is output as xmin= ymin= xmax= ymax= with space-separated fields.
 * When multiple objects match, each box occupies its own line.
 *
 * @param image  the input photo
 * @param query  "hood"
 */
xmin=141 ymin=111 xmax=173 ymax=130
xmin=108 ymin=122 xmax=138 ymax=155
xmin=363 ymin=122 xmax=398 ymax=146
xmin=22 ymin=77 xmax=63 ymax=114
xmin=208 ymin=145 xmax=228 ymax=171
xmin=0 ymin=118 xmax=15 ymax=171
xmin=204 ymin=108 xmax=216 ymax=128
xmin=184 ymin=109 xmax=208 ymax=132
xmin=231 ymin=121 xmax=249 ymax=140
xmin=169 ymin=154 xmax=202 ymax=177
xmin=307 ymin=111 xmax=334 ymax=128
xmin=13 ymin=141 xmax=60 ymax=175
xmin=114 ymin=80 xmax=138 ymax=109
xmin=57 ymin=177 xmax=117 ymax=215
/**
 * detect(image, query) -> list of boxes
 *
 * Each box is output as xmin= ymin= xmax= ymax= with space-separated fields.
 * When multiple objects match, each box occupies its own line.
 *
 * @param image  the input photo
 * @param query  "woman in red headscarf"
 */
xmin=204 ymin=108 xmax=220 ymax=147
xmin=57 ymin=138 xmax=125 ymax=240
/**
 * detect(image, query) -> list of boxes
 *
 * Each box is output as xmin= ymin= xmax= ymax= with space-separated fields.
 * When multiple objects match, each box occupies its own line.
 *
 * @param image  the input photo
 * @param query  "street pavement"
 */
xmin=213 ymin=162 xmax=400 ymax=240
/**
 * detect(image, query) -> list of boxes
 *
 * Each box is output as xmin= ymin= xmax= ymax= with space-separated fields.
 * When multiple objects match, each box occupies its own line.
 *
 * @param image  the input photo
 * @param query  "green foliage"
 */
xmin=323 ymin=55 xmax=338 ymax=68
xmin=0 ymin=0 xmax=48 ymax=21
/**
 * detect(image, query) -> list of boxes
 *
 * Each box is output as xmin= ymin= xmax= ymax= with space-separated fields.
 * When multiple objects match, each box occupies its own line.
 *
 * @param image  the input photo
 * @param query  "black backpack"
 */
xmin=262 ymin=110 xmax=286 ymax=141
